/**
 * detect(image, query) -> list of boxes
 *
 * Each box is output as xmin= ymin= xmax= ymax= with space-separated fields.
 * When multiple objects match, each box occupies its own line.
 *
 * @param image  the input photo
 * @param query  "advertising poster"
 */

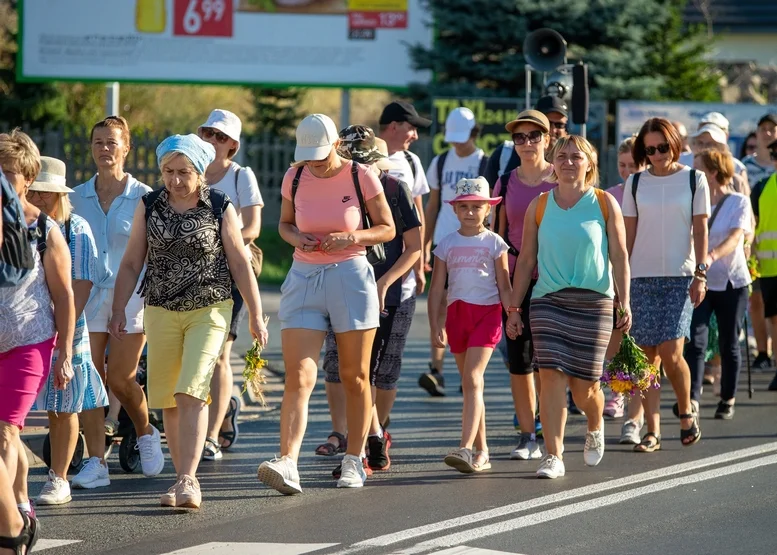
xmin=431 ymin=98 xmax=607 ymax=156
xmin=617 ymin=101 xmax=777 ymax=156
xmin=18 ymin=0 xmax=432 ymax=89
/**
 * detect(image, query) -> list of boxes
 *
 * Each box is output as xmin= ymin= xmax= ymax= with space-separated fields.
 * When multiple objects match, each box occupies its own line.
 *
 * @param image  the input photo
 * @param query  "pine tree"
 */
xmin=248 ymin=87 xmax=306 ymax=138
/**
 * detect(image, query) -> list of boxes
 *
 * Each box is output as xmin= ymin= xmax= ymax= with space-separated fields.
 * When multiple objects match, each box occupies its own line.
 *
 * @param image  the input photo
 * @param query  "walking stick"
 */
xmin=744 ymin=315 xmax=753 ymax=399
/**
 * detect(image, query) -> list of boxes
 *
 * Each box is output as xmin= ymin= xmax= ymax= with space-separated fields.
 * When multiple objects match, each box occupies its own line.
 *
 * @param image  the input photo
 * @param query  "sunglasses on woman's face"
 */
xmin=200 ymin=128 xmax=230 ymax=144
xmin=645 ymin=143 xmax=671 ymax=156
xmin=27 ymin=190 xmax=54 ymax=199
xmin=513 ymin=130 xmax=545 ymax=145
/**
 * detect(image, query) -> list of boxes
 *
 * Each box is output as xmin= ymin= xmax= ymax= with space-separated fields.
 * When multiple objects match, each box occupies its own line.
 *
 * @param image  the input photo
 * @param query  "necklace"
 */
xmin=516 ymin=164 xmax=551 ymax=186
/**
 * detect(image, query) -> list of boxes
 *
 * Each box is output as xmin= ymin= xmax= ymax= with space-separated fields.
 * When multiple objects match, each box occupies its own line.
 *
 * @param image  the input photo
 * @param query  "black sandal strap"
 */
xmin=328 ymin=431 xmax=346 ymax=443
xmin=0 ymin=511 xmax=33 ymax=554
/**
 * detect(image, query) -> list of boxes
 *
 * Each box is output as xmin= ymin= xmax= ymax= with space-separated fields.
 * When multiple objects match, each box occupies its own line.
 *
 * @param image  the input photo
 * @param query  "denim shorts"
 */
xmin=279 ymin=256 xmax=380 ymax=333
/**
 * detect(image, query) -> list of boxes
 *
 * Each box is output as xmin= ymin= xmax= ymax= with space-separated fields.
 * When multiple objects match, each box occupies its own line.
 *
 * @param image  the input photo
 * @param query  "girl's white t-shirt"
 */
xmin=210 ymin=162 xmax=264 ymax=228
xmin=621 ymin=166 xmax=711 ymax=278
xmin=706 ymin=192 xmax=752 ymax=291
xmin=432 ymin=229 xmax=508 ymax=306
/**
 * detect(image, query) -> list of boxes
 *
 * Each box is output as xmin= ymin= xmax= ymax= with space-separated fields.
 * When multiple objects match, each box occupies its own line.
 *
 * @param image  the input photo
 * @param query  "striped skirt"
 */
xmin=530 ymin=288 xmax=613 ymax=382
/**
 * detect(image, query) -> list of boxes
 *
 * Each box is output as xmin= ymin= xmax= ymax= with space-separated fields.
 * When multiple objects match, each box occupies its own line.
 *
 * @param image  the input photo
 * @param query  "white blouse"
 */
xmin=707 ymin=193 xmax=752 ymax=291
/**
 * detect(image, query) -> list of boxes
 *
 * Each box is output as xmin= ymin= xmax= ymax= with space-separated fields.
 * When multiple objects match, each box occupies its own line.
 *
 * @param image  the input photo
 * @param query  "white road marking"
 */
xmin=35 ymin=539 xmax=83 ymax=551
xmin=397 ymin=454 xmax=777 ymax=554
xmin=161 ymin=542 xmax=338 ymax=555
xmin=427 ymin=548 xmax=526 ymax=554
xmin=333 ymin=442 xmax=777 ymax=554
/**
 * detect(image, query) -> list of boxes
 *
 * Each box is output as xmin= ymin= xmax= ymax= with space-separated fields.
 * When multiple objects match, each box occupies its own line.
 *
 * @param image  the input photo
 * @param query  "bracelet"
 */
xmin=507 ymin=306 xmax=522 ymax=313
xmin=693 ymin=274 xmax=707 ymax=282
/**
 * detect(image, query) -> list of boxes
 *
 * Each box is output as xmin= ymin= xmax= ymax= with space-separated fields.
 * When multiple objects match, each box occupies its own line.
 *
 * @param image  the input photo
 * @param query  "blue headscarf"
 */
xmin=156 ymin=134 xmax=216 ymax=175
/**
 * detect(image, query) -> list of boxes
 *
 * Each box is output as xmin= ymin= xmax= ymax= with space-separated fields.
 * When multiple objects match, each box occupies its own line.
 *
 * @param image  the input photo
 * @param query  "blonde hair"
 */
xmin=618 ymin=135 xmax=637 ymax=156
xmin=159 ymin=151 xmax=207 ymax=187
xmin=0 ymin=128 xmax=41 ymax=183
xmin=549 ymin=135 xmax=600 ymax=188
xmin=289 ymin=140 xmax=341 ymax=171
xmin=51 ymin=194 xmax=72 ymax=225
xmin=695 ymin=148 xmax=735 ymax=186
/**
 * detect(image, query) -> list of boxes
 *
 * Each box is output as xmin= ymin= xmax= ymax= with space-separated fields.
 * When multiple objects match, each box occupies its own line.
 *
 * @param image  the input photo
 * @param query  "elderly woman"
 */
xmin=110 ymin=134 xmax=267 ymax=509
xmin=507 ymin=135 xmax=631 ymax=479
xmin=27 ymin=157 xmax=109 ymax=506
xmin=622 ymin=117 xmax=710 ymax=453
xmin=0 ymin=130 xmax=74 ymax=552
xmin=70 ymin=116 xmax=159 ymax=490
xmin=257 ymin=114 xmax=395 ymax=493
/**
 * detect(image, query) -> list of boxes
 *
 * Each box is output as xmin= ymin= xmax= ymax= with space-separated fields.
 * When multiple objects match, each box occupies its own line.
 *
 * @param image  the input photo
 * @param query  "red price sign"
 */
xmin=174 ymin=0 xmax=233 ymax=37
xmin=349 ymin=11 xmax=407 ymax=29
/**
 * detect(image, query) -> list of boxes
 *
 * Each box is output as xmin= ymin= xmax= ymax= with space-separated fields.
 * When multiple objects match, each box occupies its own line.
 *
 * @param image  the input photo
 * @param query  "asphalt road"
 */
xmin=28 ymin=292 xmax=777 ymax=555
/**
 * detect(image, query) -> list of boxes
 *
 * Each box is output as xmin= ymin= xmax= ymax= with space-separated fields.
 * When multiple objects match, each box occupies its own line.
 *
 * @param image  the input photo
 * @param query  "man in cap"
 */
xmin=418 ymin=107 xmax=488 ymax=396
xmin=483 ymin=95 xmax=569 ymax=190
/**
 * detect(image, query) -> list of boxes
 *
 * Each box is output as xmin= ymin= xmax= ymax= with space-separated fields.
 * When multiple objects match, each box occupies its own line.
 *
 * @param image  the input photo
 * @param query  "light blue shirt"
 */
xmin=532 ymin=188 xmax=614 ymax=300
xmin=71 ymin=174 xmax=151 ymax=318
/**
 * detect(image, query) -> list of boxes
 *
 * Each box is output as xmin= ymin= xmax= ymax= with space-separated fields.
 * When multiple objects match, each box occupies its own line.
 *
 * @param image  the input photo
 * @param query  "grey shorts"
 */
xmin=279 ymin=257 xmax=380 ymax=333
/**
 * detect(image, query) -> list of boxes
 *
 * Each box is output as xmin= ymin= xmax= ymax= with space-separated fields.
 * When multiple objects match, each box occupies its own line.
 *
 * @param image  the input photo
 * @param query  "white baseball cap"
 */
xmin=691 ymin=124 xmax=727 ymax=145
xmin=199 ymin=109 xmax=242 ymax=153
xmin=699 ymin=112 xmax=729 ymax=132
xmin=444 ymin=107 xmax=476 ymax=144
xmin=295 ymin=114 xmax=339 ymax=162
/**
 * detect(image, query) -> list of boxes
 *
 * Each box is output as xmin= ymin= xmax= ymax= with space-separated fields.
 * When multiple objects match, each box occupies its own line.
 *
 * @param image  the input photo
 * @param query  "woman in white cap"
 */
xmin=197 ymin=109 xmax=264 ymax=461
xmin=70 ymin=116 xmax=162 ymax=491
xmin=27 ymin=157 xmax=109 ymax=506
xmin=110 ymin=134 xmax=268 ymax=508
xmin=257 ymin=114 xmax=394 ymax=493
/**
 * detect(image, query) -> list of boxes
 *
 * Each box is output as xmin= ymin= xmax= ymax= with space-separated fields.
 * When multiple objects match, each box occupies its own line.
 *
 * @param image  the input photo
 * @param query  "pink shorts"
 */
xmin=446 ymin=301 xmax=502 ymax=354
xmin=0 ymin=337 xmax=56 ymax=429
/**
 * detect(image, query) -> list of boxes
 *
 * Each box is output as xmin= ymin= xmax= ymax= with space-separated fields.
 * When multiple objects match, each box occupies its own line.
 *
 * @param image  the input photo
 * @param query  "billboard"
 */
xmin=431 ymin=97 xmax=608 ymax=156
xmin=18 ymin=0 xmax=432 ymax=89
xmin=617 ymin=101 xmax=777 ymax=157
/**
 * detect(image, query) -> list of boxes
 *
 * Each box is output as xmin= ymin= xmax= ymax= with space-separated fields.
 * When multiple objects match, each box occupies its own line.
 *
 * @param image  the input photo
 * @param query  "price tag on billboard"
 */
xmin=174 ymin=0 xmax=233 ymax=37
xmin=349 ymin=11 xmax=407 ymax=29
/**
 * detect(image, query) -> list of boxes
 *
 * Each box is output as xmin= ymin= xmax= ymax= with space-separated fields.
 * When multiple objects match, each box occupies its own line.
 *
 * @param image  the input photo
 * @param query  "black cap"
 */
xmin=535 ymin=95 xmax=568 ymax=118
xmin=758 ymin=113 xmax=777 ymax=128
xmin=379 ymin=101 xmax=432 ymax=128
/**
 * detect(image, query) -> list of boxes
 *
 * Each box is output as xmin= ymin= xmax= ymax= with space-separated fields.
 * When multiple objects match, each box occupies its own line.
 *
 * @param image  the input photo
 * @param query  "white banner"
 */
xmin=617 ymin=101 xmax=777 ymax=156
xmin=19 ymin=0 xmax=432 ymax=89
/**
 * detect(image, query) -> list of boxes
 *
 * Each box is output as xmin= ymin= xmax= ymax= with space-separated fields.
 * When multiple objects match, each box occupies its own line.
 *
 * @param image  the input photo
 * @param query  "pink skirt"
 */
xmin=0 ymin=337 xmax=56 ymax=429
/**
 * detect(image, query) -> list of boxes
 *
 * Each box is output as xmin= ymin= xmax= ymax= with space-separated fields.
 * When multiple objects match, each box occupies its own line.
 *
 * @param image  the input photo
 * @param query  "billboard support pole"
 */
xmin=341 ymin=88 xmax=351 ymax=128
xmin=524 ymin=65 xmax=532 ymax=111
xmin=106 ymin=82 xmax=120 ymax=117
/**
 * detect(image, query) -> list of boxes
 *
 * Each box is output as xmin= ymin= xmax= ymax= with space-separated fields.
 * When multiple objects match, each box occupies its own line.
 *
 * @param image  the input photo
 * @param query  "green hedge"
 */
xmin=256 ymin=229 xmax=294 ymax=286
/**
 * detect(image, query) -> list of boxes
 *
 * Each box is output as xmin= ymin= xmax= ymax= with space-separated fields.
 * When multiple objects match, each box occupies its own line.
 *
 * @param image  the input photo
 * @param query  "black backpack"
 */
xmin=494 ymin=171 xmax=519 ymax=256
xmin=0 ymin=172 xmax=41 ymax=286
xmin=143 ymin=187 xmax=229 ymax=235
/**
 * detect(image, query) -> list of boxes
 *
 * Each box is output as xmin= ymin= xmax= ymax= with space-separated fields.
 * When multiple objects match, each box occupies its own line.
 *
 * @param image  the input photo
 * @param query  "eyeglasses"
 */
xmin=549 ymin=122 xmax=567 ymax=130
xmin=513 ymin=130 xmax=545 ymax=145
xmin=27 ymin=190 xmax=54 ymax=198
xmin=200 ymin=128 xmax=230 ymax=144
xmin=645 ymin=143 xmax=671 ymax=156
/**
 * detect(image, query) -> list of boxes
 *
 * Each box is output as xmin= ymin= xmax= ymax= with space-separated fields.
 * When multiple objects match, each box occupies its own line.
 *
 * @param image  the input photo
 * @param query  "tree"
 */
xmin=407 ymin=0 xmax=720 ymax=109
xmin=248 ymin=87 xmax=306 ymax=138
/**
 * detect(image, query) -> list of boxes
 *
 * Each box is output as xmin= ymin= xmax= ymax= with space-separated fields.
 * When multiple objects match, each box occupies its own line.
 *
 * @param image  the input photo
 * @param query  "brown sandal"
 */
xmin=634 ymin=432 xmax=661 ymax=453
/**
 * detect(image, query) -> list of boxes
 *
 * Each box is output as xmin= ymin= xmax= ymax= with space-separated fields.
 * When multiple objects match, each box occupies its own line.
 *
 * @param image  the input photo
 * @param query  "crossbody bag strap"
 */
xmin=707 ymin=194 xmax=731 ymax=230
xmin=350 ymin=161 xmax=370 ymax=230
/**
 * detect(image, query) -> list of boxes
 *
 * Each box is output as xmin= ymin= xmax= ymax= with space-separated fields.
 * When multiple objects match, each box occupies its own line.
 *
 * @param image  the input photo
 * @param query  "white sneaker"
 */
xmin=257 ymin=456 xmax=302 ymax=495
xmin=536 ymin=454 xmax=565 ymax=479
xmin=136 ymin=426 xmax=165 ymax=477
xmin=510 ymin=433 xmax=542 ymax=460
xmin=36 ymin=470 xmax=72 ymax=505
xmin=72 ymin=457 xmax=110 ymax=489
xmin=337 ymin=454 xmax=367 ymax=488
xmin=584 ymin=425 xmax=605 ymax=466
xmin=619 ymin=419 xmax=643 ymax=445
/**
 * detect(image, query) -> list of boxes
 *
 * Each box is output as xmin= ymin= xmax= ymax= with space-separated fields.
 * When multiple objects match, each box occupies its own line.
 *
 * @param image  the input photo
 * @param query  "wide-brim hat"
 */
xmin=444 ymin=177 xmax=501 ymax=205
xmin=505 ymin=110 xmax=550 ymax=134
xmin=30 ymin=157 xmax=73 ymax=194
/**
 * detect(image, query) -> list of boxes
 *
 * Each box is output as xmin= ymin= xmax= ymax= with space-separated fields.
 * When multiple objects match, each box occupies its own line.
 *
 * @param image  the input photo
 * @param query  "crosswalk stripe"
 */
xmin=161 ymin=542 xmax=339 ymax=555
xmin=35 ymin=539 xmax=83 ymax=551
xmin=432 ymin=549 xmax=525 ymax=555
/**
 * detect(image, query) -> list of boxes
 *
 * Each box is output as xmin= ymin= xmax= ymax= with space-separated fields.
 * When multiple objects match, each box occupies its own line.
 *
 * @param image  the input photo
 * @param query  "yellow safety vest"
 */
xmin=756 ymin=174 xmax=777 ymax=277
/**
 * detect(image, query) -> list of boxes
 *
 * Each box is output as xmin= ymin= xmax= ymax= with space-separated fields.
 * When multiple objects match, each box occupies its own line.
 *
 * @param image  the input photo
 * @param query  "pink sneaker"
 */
xmin=603 ymin=393 xmax=625 ymax=418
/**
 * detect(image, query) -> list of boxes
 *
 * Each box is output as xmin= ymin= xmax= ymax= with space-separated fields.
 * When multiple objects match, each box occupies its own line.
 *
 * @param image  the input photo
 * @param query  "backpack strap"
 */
xmin=35 ymin=212 xmax=48 ymax=256
xmin=208 ymin=188 xmax=228 ymax=236
xmin=495 ymin=172 xmax=518 ymax=256
xmin=435 ymin=151 xmax=449 ymax=193
xmin=290 ymin=166 xmax=305 ymax=212
xmin=631 ymin=171 xmax=642 ymax=218
xmin=64 ymin=217 xmax=72 ymax=246
xmin=498 ymin=141 xmax=514 ymax=178
xmin=142 ymin=188 xmax=165 ymax=223
xmin=594 ymin=188 xmax=609 ymax=224
xmin=380 ymin=172 xmax=405 ymax=233
xmin=403 ymin=151 xmax=417 ymax=180
xmin=350 ymin=162 xmax=370 ymax=232
xmin=478 ymin=153 xmax=489 ymax=179
xmin=689 ymin=168 xmax=697 ymax=205
xmin=234 ymin=166 xmax=240 ymax=189
xmin=535 ymin=191 xmax=550 ymax=227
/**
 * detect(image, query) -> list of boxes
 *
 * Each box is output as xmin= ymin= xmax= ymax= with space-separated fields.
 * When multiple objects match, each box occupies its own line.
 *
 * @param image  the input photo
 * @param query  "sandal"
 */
xmin=633 ymin=432 xmax=662 ymax=453
xmin=472 ymin=449 xmax=491 ymax=472
xmin=0 ymin=510 xmax=38 ymax=554
xmin=219 ymin=395 xmax=241 ymax=450
xmin=315 ymin=431 xmax=347 ymax=457
xmin=203 ymin=437 xmax=222 ymax=461
xmin=680 ymin=413 xmax=701 ymax=446
xmin=444 ymin=448 xmax=476 ymax=474
xmin=672 ymin=400 xmax=699 ymax=419
xmin=104 ymin=417 xmax=120 ymax=437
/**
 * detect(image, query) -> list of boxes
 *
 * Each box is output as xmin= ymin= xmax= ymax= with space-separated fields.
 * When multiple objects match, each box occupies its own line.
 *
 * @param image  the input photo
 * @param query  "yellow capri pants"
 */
xmin=144 ymin=300 xmax=233 ymax=409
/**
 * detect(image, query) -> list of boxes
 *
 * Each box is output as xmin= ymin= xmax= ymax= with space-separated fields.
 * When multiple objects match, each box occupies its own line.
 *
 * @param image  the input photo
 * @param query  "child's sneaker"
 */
xmin=510 ymin=433 xmax=542 ymax=460
xmin=603 ymin=393 xmax=624 ymax=418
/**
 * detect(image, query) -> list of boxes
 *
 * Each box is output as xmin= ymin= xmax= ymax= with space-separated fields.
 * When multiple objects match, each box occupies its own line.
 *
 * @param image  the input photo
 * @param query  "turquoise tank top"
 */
xmin=532 ymin=187 xmax=614 ymax=299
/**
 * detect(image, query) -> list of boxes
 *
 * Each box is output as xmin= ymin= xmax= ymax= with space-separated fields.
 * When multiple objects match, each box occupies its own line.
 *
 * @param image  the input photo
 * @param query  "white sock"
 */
xmin=17 ymin=501 xmax=31 ymax=513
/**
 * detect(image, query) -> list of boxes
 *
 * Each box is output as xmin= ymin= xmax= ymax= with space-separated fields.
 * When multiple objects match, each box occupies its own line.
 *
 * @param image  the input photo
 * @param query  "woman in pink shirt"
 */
xmin=257 ymin=114 xmax=395 ymax=492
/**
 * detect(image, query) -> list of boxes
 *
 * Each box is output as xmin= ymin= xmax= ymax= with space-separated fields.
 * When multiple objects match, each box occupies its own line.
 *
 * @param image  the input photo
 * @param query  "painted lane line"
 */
xmin=398 ymin=454 xmax=777 ymax=554
xmin=333 ymin=441 xmax=777 ymax=554
xmin=34 ymin=539 xmax=83 ymax=551
xmin=161 ymin=542 xmax=339 ymax=555
xmin=427 ymin=547 xmax=527 ymax=554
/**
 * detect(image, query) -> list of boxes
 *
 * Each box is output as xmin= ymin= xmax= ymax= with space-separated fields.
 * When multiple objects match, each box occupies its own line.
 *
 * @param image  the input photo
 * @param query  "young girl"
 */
xmin=428 ymin=177 xmax=512 ymax=473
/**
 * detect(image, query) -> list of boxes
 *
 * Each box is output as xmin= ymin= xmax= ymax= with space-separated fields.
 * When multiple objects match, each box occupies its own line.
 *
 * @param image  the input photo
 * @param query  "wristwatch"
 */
xmin=695 ymin=263 xmax=708 ymax=274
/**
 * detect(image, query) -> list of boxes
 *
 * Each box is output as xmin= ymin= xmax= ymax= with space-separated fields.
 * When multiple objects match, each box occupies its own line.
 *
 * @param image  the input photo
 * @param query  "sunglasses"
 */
xmin=27 ymin=190 xmax=54 ymax=198
xmin=549 ymin=122 xmax=567 ymax=130
xmin=645 ymin=143 xmax=671 ymax=156
xmin=200 ymin=128 xmax=230 ymax=144
xmin=513 ymin=130 xmax=545 ymax=145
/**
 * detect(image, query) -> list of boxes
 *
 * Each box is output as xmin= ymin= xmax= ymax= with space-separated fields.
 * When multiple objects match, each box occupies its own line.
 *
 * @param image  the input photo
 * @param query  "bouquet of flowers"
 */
xmin=747 ymin=254 xmax=760 ymax=282
xmin=601 ymin=313 xmax=660 ymax=397
xmin=241 ymin=315 xmax=270 ymax=407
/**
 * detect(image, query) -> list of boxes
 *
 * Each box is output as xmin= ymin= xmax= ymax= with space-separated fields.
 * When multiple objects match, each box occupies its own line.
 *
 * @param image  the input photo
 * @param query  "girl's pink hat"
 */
xmin=445 ymin=177 xmax=502 ymax=205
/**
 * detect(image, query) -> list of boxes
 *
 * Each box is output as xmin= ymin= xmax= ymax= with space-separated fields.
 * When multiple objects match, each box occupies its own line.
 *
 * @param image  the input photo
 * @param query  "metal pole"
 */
xmin=744 ymin=315 xmax=753 ymax=398
xmin=340 ymin=89 xmax=351 ymax=128
xmin=524 ymin=65 xmax=532 ymax=110
xmin=580 ymin=123 xmax=587 ymax=140
xmin=105 ymin=82 xmax=120 ymax=117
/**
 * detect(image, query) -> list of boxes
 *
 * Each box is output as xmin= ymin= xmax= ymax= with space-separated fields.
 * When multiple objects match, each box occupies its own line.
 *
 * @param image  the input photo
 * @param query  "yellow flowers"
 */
xmin=241 ymin=316 xmax=270 ymax=407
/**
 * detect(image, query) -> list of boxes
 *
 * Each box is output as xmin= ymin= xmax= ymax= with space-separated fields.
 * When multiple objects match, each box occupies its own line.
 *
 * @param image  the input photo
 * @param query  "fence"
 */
xmin=23 ymin=128 xmax=618 ymax=227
